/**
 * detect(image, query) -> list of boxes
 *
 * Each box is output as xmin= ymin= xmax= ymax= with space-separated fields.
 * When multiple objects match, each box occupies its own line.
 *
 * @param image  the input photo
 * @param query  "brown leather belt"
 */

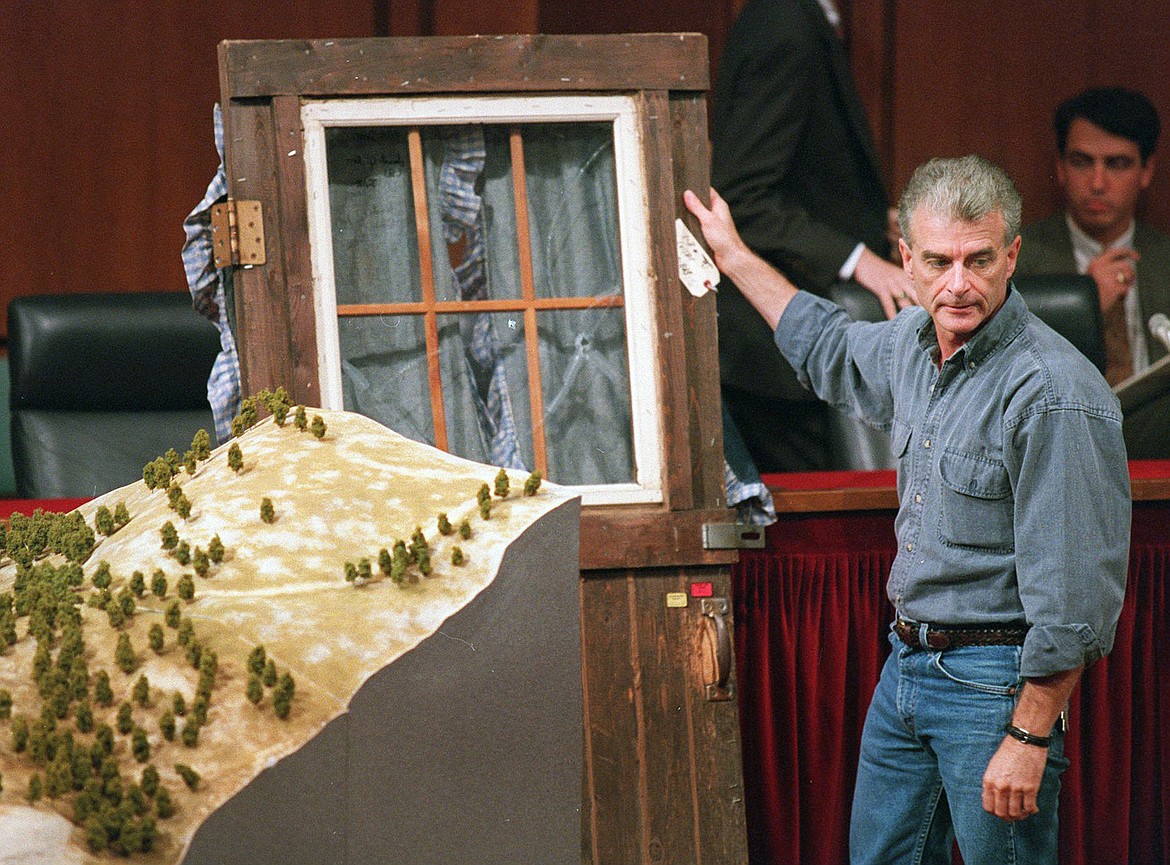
xmin=894 ymin=618 xmax=1029 ymax=650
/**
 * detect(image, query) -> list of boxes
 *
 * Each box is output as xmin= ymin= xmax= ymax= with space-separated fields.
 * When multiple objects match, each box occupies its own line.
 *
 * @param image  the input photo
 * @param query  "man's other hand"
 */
xmin=981 ymin=737 xmax=1048 ymax=822
xmin=854 ymin=247 xmax=918 ymax=319
xmin=1087 ymin=247 xmax=1139 ymax=313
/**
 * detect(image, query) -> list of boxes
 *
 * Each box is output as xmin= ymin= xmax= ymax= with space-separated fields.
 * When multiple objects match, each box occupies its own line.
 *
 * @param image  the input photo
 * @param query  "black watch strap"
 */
xmin=1005 ymin=722 xmax=1052 ymax=748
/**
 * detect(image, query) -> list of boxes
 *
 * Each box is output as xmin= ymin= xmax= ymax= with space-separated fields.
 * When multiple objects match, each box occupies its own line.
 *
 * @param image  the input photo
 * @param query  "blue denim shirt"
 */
xmin=775 ymin=287 xmax=1131 ymax=677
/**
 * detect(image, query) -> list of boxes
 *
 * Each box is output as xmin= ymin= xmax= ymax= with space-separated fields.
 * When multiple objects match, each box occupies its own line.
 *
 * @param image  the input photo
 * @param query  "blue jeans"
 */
xmin=850 ymin=631 xmax=1069 ymax=864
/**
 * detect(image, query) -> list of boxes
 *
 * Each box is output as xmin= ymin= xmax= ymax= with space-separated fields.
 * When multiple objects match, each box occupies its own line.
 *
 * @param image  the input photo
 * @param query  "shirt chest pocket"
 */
xmin=936 ymin=449 xmax=1015 ymax=551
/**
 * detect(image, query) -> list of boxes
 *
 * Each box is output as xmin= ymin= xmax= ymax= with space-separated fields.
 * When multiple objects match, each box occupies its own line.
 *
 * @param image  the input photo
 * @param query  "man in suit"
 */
xmin=711 ymin=0 xmax=914 ymax=471
xmin=1017 ymin=86 xmax=1170 ymax=385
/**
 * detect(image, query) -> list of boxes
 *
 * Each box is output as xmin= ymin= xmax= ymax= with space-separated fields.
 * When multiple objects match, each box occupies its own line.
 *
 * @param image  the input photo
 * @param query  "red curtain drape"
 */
xmin=733 ymin=502 xmax=1170 ymax=865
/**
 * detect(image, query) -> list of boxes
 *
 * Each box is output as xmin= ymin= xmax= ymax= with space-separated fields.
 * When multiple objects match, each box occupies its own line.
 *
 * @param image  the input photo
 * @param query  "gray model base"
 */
xmin=182 ymin=497 xmax=582 ymax=865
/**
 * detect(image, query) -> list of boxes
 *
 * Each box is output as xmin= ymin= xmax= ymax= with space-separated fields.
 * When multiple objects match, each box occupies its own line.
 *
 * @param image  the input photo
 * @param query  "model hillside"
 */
xmin=0 ymin=390 xmax=564 ymax=865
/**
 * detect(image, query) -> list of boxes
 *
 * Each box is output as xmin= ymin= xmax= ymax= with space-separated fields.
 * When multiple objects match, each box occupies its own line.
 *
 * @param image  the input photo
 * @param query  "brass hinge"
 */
xmin=210 ymin=199 xmax=266 ymax=268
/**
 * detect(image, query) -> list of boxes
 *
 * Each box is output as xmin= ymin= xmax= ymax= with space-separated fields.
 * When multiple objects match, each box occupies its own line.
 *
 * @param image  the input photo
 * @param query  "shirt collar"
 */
xmin=914 ymin=287 xmax=1030 ymax=368
xmin=1066 ymin=212 xmax=1136 ymax=273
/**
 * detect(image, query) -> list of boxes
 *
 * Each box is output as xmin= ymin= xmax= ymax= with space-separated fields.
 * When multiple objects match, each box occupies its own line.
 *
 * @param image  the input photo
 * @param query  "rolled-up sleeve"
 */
xmin=1006 ymin=404 xmax=1131 ymax=678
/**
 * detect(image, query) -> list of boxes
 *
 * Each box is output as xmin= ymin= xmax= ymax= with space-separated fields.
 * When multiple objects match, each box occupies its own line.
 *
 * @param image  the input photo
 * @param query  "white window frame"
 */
xmin=301 ymin=95 xmax=663 ymax=506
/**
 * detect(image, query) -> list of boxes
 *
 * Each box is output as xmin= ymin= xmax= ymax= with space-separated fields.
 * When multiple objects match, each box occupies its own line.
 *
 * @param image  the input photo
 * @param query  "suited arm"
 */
xmin=712 ymin=25 xmax=859 ymax=289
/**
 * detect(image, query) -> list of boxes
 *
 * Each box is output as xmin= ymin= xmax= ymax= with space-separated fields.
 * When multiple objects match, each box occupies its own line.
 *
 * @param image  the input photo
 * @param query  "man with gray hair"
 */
xmin=685 ymin=154 xmax=1129 ymax=863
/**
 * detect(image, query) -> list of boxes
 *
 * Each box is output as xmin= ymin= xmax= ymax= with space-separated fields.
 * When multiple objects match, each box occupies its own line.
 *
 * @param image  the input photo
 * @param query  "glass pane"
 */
xmin=325 ymin=127 xmax=420 ymax=305
xmin=438 ymin=311 xmax=534 ymax=471
xmin=422 ymin=126 xmax=522 ymax=303
xmin=521 ymin=123 xmax=621 ymax=301
xmin=338 ymin=315 xmax=435 ymax=446
xmin=539 ymin=308 xmax=633 ymax=485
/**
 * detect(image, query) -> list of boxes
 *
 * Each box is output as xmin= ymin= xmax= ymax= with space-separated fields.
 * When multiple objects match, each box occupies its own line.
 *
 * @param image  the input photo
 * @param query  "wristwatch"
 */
xmin=1004 ymin=722 xmax=1051 ymax=748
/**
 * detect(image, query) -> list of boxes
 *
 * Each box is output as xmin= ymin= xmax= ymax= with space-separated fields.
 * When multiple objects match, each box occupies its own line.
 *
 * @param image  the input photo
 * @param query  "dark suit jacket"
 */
xmin=1017 ymin=213 xmax=1170 ymax=365
xmin=710 ymin=0 xmax=891 ymax=469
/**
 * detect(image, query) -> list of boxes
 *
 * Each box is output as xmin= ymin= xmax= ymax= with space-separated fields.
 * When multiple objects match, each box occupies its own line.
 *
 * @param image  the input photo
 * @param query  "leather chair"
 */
xmin=7 ymin=292 xmax=221 ymax=498
xmin=823 ymin=274 xmax=1107 ymax=470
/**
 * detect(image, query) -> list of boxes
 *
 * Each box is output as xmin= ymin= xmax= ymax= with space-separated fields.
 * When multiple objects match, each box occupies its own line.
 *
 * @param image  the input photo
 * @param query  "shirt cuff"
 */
xmin=837 ymin=242 xmax=867 ymax=281
xmin=1020 ymin=623 xmax=1108 ymax=678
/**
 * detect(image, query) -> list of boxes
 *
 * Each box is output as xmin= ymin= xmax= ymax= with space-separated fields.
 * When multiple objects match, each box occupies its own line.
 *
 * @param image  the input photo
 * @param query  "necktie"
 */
xmin=1101 ymin=302 xmax=1134 ymax=386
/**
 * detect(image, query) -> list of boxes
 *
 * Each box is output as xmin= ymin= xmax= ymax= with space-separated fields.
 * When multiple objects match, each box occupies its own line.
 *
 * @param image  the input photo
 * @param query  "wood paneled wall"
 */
xmin=3 ymin=0 xmax=1170 ymax=339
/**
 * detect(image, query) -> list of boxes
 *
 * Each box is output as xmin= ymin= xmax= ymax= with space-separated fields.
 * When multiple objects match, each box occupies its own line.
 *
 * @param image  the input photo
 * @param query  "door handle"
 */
xmin=701 ymin=597 xmax=734 ymax=701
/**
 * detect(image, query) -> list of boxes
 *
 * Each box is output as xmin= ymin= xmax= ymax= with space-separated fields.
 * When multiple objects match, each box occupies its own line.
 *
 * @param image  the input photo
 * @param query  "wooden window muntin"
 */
xmin=301 ymin=95 xmax=663 ymax=506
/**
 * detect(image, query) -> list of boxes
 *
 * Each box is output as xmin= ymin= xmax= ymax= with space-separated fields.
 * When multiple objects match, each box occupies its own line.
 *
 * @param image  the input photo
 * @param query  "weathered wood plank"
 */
xmin=686 ymin=570 xmax=750 ymax=863
xmin=579 ymin=509 xmax=740 ymax=572
xmin=220 ymin=34 xmax=709 ymax=100
xmin=640 ymin=89 xmax=694 ymax=513
xmin=217 ymin=95 xmax=298 ymax=400
xmin=271 ymin=95 xmax=322 ymax=406
xmin=633 ymin=569 xmax=703 ymax=864
xmin=580 ymin=573 xmax=643 ymax=865
xmin=670 ymin=91 xmax=725 ymax=512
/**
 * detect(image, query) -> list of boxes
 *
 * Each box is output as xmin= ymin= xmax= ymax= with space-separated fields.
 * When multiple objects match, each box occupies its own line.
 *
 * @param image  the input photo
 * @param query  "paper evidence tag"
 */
xmin=675 ymin=218 xmax=720 ymax=297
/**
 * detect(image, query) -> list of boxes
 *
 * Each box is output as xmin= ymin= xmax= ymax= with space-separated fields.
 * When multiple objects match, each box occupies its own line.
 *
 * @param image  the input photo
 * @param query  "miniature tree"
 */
xmin=164 ymin=600 xmax=181 ymax=628
xmin=477 ymin=483 xmax=491 ymax=506
xmin=94 ymin=671 xmax=115 ymax=707
xmin=148 ymin=623 xmax=165 ymax=654
xmin=452 ymin=547 xmax=465 ymax=565
xmin=228 ymin=442 xmax=244 ymax=473
xmin=151 ymin=570 xmax=168 ymax=599
xmin=176 ymin=574 xmax=196 ymax=602
xmin=174 ymin=763 xmax=200 ymax=790
xmin=523 ymin=469 xmax=543 ymax=496
xmin=262 ymin=658 xmax=278 ymax=687
xmin=0 ymin=689 xmax=10 ymax=720
xmin=25 ymin=773 xmax=43 ymax=803
xmin=294 ymin=404 xmax=308 ymax=431
xmin=129 ymin=570 xmax=146 ymax=597
xmin=180 ymin=719 xmax=199 ymax=747
xmin=437 ymin=512 xmax=453 ymax=536
xmin=192 ymin=547 xmax=210 ymax=577
xmin=75 ymin=700 xmax=94 ymax=734
xmin=479 ymin=498 xmax=492 ymax=520
xmin=95 ymin=505 xmax=116 ymax=536
xmin=117 ymin=587 xmax=136 ymax=618
xmin=378 ymin=547 xmax=393 ymax=576
xmin=155 ymin=786 xmax=175 ymax=819
xmin=494 ymin=468 xmax=510 ymax=498
xmin=272 ymin=672 xmax=295 ymax=719
xmin=172 ymin=692 xmax=187 ymax=717
xmin=160 ymin=711 xmax=177 ymax=740
xmin=192 ymin=428 xmax=212 ymax=461
xmin=132 ymin=675 xmax=151 ymax=707
xmin=174 ymin=541 xmax=191 ymax=565
xmin=117 ymin=702 xmax=134 ymax=734
xmin=358 ymin=558 xmax=373 ymax=581
xmin=459 ymin=518 xmax=472 ymax=539
xmin=115 ymin=633 xmax=137 ymax=674
xmin=11 ymin=715 xmax=29 ymax=752
xmin=159 ymin=521 xmax=179 ymax=551
xmin=310 ymin=414 xmax=327 ymax=439
xmin=173 ymin=493 xmax=192 ymax=520
xmin=141 ymin=765 xmax=160 ymax=798
xmin=186 ymin=640 xmax=203 ymax=670
xmin=246 ymin=675 xmax=263 ymax=705
xmin=114 ymin=501 xmax=131 ymax=528
xmin=92 ymin=560 xmax=113 ymax=590
xmin=247 ymin=644 xmax=267 ymax=676
xmin=164 ymin=448 xmax=182 ymax=472
xmin=260 ymin=497 xmax=276 ymax=524
xmin=183 ymin=450 xmax=198 ymax=475
xmin=343 ymin=561 xmax=358 ymax=584
xmin=207 ymin=534 xmax=225 ymax=564
xmin=177 ymin=619 xmax=194 ymax=648
xmin=132 ymin=727 xmax=151 ymax=762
